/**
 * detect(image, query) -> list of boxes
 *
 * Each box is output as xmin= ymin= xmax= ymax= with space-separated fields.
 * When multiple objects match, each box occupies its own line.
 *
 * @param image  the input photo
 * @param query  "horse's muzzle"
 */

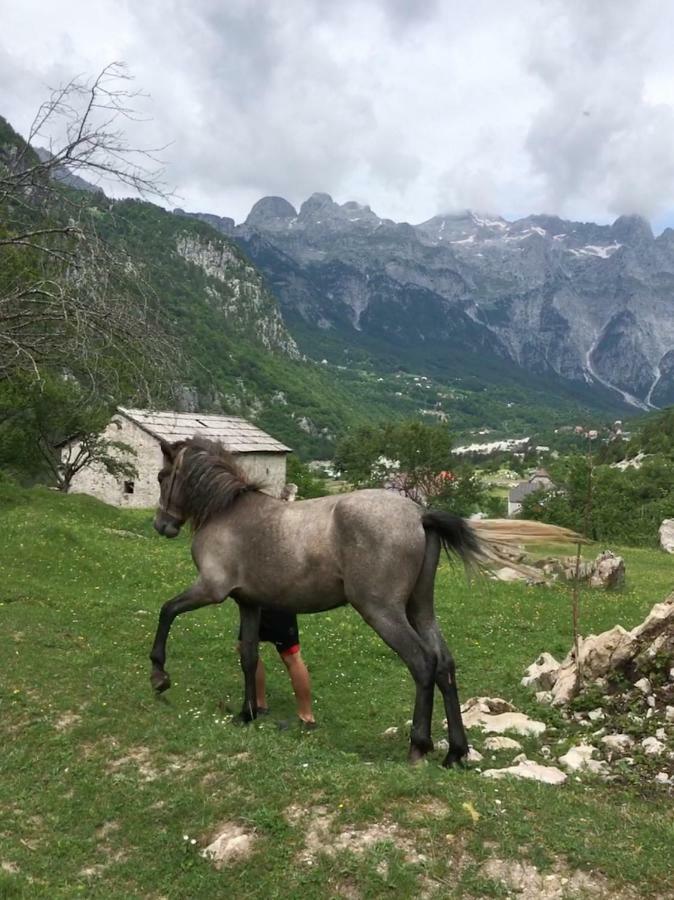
xmin=154 ymin=512 xmax=182 ymax=538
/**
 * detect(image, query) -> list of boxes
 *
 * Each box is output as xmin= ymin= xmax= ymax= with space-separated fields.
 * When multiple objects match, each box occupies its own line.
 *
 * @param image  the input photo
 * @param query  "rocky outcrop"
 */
xmin=175 ymin=233 xmax=300 ymax=358
xmin=522 ymin=592 xmax=674 ymax=705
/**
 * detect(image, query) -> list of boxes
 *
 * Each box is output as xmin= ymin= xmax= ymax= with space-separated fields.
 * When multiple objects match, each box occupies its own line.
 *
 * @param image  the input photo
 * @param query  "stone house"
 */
xmin=63 ymin=407 xmax=291 ymax=508
xmin=507 ymin=467 xmax=555 ymax=517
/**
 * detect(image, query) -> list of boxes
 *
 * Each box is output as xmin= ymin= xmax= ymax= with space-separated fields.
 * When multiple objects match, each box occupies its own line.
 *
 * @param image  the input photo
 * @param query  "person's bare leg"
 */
xmin=282 ymin=651 xmax=315 ymax=723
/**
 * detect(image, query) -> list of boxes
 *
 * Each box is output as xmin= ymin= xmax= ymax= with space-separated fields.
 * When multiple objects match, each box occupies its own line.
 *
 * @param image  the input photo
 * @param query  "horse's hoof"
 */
xmin=150 ymin=669 xmax=171 ymax=693
xmin=233 ymin=709 xmax=256 ymax=726
xmin=442 ymin=750 xmax=467 ymax=769
xmin=408 ymin=745 xmax=430 ymax=766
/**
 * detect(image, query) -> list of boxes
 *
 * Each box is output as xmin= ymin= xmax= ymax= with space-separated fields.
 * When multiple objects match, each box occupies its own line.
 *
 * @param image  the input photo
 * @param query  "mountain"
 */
xmin=191 ymin=194 xmax=674 ymax=411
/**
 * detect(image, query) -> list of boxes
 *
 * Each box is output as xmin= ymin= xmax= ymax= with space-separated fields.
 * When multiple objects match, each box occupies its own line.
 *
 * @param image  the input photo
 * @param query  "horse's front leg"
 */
xmin=237 ymin=603 xmax=261 ymax=722
xmin=149 ymin=581 xmax=224 ymax=693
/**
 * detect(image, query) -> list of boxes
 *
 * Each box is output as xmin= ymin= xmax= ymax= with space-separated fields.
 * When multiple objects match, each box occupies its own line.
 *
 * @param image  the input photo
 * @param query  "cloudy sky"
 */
xmin=3 ymin=0 xmax=674 ymax=229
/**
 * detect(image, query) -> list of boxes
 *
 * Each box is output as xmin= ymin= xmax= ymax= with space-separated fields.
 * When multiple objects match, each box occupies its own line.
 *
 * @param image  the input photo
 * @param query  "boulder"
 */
xmin=589 ymin=551 xmax=625 ymax=589
xmin=659 ymin=519 xmax=674 ymax=553
xmin=521 ymin=652 xmax=560 ymax=690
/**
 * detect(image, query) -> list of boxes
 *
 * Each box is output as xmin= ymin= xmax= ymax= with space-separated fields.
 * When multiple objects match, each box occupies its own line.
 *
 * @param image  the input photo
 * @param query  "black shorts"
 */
xmin=238 ymin=609 xmax=300 ymax=656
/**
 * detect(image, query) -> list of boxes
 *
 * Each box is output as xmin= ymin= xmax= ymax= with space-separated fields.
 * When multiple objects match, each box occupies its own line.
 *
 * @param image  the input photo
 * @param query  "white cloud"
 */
xmin=2 ymin=0 xmax=674 ymax=226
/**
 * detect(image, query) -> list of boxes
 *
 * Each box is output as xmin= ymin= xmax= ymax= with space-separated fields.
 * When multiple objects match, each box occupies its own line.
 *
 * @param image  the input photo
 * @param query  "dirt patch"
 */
xmin=407 ymin=798 xmax=451 ymax=821
xmin=201 ymin=822 xmax=255 ymax=868
xmin=1 ymin=861 xmax=19 ymax=874
xmin=106 ymin=746 xmax=159 ymax=782
xmin=286 ymin=804 xmax=426 ymax=867
xmin=54 ymin=711 xmax=81 ymax=732
xmin=95 ymin=821 xmax=119 ymax=840
xmin=105 ymin=747 xmax=201 ymax=782
xmin=480 ymin=858 xmax=639 ymax=899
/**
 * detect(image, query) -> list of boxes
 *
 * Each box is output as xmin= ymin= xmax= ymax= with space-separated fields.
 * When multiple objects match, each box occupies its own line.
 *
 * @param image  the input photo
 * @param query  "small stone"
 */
xmin=383 ymin=727 xmax=399 ymax=737
xmin=483 ymin=736 xmax=522 ymax=751
xmin=535 ymin=691 xmax=553 ymax=705
xmin=540 ymin=745 xmax=551 ymax=758
xmin=655 ymin=727 xmax=666 ymax=741
xmin=201 ymin=824 xmax=254 ymax=867
xmin=669 ymin=667 xmax=674 ymax=682
xmin=655 ymin=771 xmax=670 ymax=784
xmin=521 ymin=652 xmax=560 ymax=690
xmin=511 ymin=753 xmax=528 ymax=764
xmin=642 ymin=736 xmax=665 ymax=755
xmin=665 ymin=706 xmax=674 ymax=721
xmin=601 ymin=733 xmax=634 ymax=753
xmin=405 ymin=719 xmax=413 ymax=727
xmin=436 ymin=738 xmax=449 ymax=752
xmin=466 ymin=747 xmax=483 ymax=763
xmin=587 ymin=708 xmax=605 ymax=722
xmin=634 ymin=677 xmax=652 ymax=695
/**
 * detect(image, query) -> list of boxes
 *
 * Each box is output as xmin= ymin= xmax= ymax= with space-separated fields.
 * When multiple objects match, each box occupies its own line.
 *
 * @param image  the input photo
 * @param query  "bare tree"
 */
xmin=0 ymin=63 xmax=177 ymax=400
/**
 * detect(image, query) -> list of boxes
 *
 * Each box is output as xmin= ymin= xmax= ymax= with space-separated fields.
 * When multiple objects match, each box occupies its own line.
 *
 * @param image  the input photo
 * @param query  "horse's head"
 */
xmin=154 ymin=439 xmax=187 ymax=538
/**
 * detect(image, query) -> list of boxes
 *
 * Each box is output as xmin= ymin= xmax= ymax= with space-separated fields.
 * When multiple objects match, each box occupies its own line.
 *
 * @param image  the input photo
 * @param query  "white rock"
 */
xmin=559 ymin=744 xmax=601 ymax=773
xmin=647 ymin=696 xmax=656 ymax=708
xmin=383 ymin=726 xmax=399 ymax=737
xmin=642 ymin=736 xmax=665 ymax=755
xmin=658 ymin=519 xmax=674 ymax=553
xmin=634 ymin=677 xmax=652 ymax=695
xmin=601 ymin=734 xmax=634 ymax=754
xmin=589 ymin=550 xmax=625 ymax=589
xmin=655 ymin=771 xmax=670 ymax=784
xmin=540 ymin=745 xmax=551 ymax=758
xmin=535 ymin=691 xmax=553 ymax=705
xmin=436 ymin=738 xmax=449 ymax=752
xmin=587 ymin=708 xmax=605 ymax=722
xmin=405 ymin=719 xmax=413 ymax=727
xmin=665 ymin=706 xmax=674 ymax=722
xmin=511 ymin=753 xmax=528 ymax=764
xmin=467 ymin=747 xmax=483 ymax=763
xmin=669 ymin=668 xmax=674 ymax=682
xmin=201 ymin=824 xmax=254 ymax=867
xmin=482 ymin=759 xmax=567 ymax=785
xmin=483 ymin=736 xmax=522 ymax=752
xmin=521 ymin=652 xmax=560 ymax=690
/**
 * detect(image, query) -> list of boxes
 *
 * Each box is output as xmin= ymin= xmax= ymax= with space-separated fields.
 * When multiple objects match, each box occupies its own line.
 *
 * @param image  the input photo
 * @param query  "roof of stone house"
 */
xmin=508 ymin=480 xmax=543 ymax=503
xmin=118 ymin=407 xmax=291 ymax=454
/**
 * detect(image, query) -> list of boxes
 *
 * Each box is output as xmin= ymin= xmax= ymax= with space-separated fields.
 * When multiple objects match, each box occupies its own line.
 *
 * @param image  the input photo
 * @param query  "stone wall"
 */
xmin=65 ymin=416 xmax=288 ymax=507
xmin=66 ymin=416 xmax=163 ymax=508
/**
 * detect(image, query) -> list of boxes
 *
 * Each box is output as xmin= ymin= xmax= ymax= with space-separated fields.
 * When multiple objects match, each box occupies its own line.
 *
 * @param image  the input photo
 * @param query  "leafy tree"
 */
xmin=0 ymin=375 xmax=136 ymax=491
xmin=285 ymin=455 xmax=328 ymax=499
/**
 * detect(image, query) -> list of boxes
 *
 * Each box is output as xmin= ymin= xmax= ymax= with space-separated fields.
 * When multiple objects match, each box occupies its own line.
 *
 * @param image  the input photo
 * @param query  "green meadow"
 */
xmin=1 ymin=484 xmax=673 ymax=898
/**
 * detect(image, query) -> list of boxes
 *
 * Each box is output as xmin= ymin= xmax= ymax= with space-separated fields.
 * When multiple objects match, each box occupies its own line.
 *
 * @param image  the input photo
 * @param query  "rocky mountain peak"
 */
xmin=246 ymin=196 xmax=298 ymax=230
xmin=611 ymin=214 xmax=654 ymax=244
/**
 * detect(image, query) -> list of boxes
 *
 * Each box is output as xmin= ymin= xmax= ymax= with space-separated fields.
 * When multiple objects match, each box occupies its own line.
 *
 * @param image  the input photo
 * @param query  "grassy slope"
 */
xmin=1 ymin=487 xmax=673 ymax=898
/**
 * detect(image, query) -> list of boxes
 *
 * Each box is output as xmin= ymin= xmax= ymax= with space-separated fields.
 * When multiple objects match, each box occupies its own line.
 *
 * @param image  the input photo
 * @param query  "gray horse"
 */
xmin=150 ymin=437 xmax=579 ymax=767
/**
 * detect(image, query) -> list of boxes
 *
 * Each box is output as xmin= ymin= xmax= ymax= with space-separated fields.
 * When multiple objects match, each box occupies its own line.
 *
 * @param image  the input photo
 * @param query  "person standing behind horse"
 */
xmin=237 ymin=482 xmax=316 ymax=727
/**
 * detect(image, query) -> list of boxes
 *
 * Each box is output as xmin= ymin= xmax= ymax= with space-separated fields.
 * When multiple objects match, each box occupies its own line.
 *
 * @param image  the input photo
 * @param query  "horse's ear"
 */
xmin=160 ymin=439 xmax=174 ymax=460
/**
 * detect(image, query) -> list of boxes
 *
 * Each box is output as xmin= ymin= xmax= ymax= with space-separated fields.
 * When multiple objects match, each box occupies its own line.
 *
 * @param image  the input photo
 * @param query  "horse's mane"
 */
xmin=178 ymin=437 xmax=261 ymax=529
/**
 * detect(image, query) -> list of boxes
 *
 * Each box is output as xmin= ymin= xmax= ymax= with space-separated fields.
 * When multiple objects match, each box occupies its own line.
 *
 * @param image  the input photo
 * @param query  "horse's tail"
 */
xmin=422 ymin=511 xmax=586 ymax=574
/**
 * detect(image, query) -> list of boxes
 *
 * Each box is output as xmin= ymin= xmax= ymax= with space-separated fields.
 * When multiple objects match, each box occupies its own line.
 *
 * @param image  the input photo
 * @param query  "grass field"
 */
xmin=1 ymin=484 xmax=673 ymax=898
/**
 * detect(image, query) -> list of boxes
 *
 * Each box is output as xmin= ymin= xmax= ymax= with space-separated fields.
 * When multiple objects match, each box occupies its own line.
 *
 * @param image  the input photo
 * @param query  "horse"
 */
xmin=150 ymin=436 xmax=580 ymax=767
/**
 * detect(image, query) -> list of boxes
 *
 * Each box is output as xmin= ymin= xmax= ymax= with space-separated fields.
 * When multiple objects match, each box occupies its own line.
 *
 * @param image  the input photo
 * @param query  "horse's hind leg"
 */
xmin=354 ymin=601 xmax=437 ymax=764
xmin=149 ymin=581 xmax=226 ymax=693
xmin=407 ymin=539 xmax=469 ymax=768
